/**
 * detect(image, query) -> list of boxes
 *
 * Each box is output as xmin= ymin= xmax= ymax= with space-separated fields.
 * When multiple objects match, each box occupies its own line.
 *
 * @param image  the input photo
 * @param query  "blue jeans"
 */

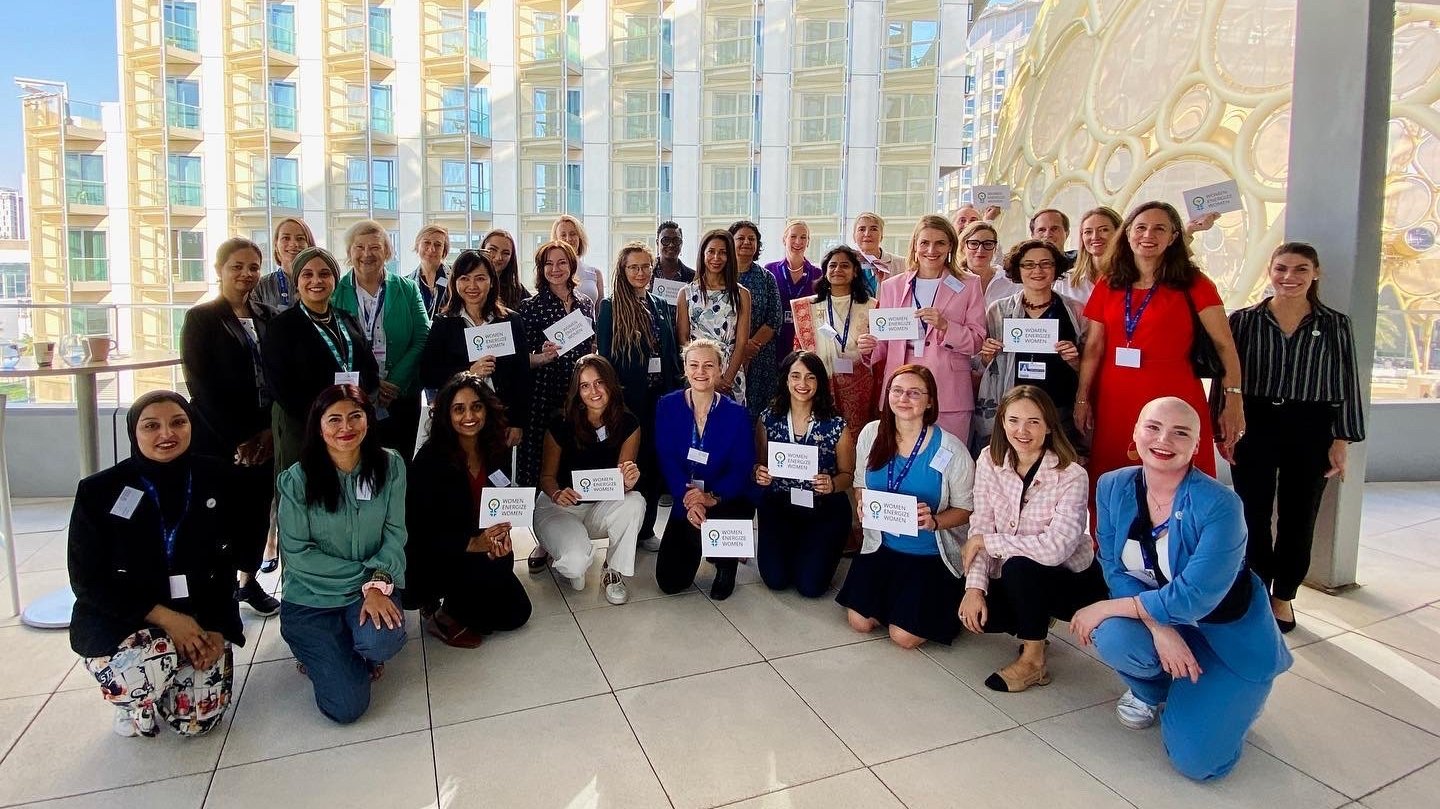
xmin=280 ymin=596 xmax=407 ymax=724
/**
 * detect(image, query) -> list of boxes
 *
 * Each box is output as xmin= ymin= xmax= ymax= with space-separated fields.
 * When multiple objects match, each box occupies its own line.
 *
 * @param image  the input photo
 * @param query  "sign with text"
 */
xmin=479 ymin=486 xmax=536 ymax=528
xmin=860 ymin=489 xmax=920 ymax=537
xmin=548 ymin=308 xmax=596 ymax=356
xmin=972 ymin=185 xmax=1011 ymax=210
xmin=1182 ymin=179 xmax=1243 ymax=220
xmin=701 ymin=518 xmax=756 ymax=558
xmin=868 ymin=308 xmax=921 ymax=341
xmin=1002 ymin=318 xmax=1060 ymax=353
xmin=573 ymin=467 xmax=624 ymax=501
xmin=465 ymin=322 xmax=516 ymax=360
xmin=651 ymin=277 xmax=689 ymax=306
xmin=767 ymin=441 xmax=819 ymax=481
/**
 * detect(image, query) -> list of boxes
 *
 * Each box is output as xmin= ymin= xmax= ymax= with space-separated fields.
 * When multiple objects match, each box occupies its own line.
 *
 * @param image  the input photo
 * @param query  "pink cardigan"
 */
xmin=964 ymin=450 xmax=1093 ymax=592
xmin=865 ymin=269 xmax=986 ymax=414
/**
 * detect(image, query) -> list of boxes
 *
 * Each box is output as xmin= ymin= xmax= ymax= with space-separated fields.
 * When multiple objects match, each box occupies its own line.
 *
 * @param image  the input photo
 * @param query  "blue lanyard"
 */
xmin=138 ymin=471 xmax=193 ymax=567
xmin=886 ymin=426 xmax=928 ymax=492
xmin=780 ymin=264 xmax=812 ymax=300
xmin=359 ymin=284 xmax=387 ymax=344
xmin=688 ymin=392 xmax=719 ymax=479
xmin=308 ymin=313 xmax=354 ymax=372
xmin=825 ymin=297 xmax=853 ymax=350
xmin=1151 ymin=519 xmax=1170 ymax=540
xmin=275 ymin=270 xmax=291 ymax=306
xmin=1123 ymin=285 xmax=1159 ymax=344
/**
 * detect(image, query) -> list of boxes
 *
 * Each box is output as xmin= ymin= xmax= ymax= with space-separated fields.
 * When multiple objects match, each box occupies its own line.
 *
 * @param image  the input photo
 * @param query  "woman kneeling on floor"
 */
xmin=70 ymin=391 xmax=250 ymax=738
xmin=278 ymin=385 xmax=409 ymax=724
xmin=1069 ymin=397 xmax=1292 ymax=781
xmin=407 ymin=373 xmax=532 ymax=646
xmin=958 ymin=385 xmax=1106 ymax=692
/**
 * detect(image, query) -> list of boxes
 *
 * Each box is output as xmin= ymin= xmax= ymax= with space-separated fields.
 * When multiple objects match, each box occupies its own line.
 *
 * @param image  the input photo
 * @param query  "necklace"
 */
xmin=1022 ymin=295 xmax=1053 ymax=312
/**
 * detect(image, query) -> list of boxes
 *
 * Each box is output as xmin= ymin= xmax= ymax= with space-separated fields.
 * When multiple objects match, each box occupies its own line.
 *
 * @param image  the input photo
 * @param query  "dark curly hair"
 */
xmin=1002 ymin=239 xmax=1067 ymax=285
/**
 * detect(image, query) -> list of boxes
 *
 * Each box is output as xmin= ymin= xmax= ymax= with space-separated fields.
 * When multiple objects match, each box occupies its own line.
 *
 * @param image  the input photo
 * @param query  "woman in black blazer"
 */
xmin=417 ymin=249 xmax=530 ymax=449
xmin=596 ymin=241 xmax=681 ymax=547
xmin=262 ymin=246 xmax=380 ymax=475
xmin=181 ymin=237 xmax=280 ymax=615
xmin=406 ymin=373 xmax=531 ymax=647
xmin=68 ymin=391 xmax=248 ymax=738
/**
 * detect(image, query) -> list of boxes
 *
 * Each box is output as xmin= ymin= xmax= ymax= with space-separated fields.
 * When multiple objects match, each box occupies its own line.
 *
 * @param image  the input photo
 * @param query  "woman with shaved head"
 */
xmin=1068 ymin=397 xmax=1291 ymax=782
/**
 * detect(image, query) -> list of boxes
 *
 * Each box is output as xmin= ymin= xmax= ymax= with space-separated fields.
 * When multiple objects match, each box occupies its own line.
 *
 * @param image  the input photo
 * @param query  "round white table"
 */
xmin=0 ymin=351 xmax=182 ymax=628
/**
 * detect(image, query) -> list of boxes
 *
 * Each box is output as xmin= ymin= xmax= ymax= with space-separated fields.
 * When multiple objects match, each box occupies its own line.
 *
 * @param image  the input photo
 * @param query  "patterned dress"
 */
xmin=740 ymin=263 xmax=783 ymax=417
xmin=759 ymin=409 xmax=846 ymax=495
xmin=517 ymin=288 xmax=596 ymax=485
xmin=684 ymin=282 xmax=748 ymax=406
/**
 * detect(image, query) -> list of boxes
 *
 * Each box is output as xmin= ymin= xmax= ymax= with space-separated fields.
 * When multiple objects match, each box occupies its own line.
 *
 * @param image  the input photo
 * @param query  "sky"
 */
xmin=0 ymin=1 xmax=119 ymax=189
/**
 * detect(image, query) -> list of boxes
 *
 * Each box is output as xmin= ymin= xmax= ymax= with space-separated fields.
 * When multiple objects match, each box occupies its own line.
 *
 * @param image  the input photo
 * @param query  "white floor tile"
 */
xmin=0 ymin=694 xmax=46 ymax=761
xmin=559 ymin=543 xmax=694 ymax=611
xmin=1358 ymin=605 xmax=1440 ymax=663
xmin=1249 ymin=673 xmax=1440 ymax=798
xmin=693 ymin=557 xmax=764 ymax=592
xmin=423 ymin=612 xmax=609 ymax=726
xmin=717 ymin=769 xmax=902 ymax=809
xmin=515 ymin=557 xmax=572 ymax=619
xmin=1360 ymin=519 xmax=1440 ymax=567
xmin=9 ymin=499 xmax=73 ymax=535
xmin=576 ymin=591 xmax=761 ymax=689
xmin=0 ymin=569 xmax=73 ymax=629
xmin=1289 ymin=632 xmax=1440 ymax=736
xmin=207 ymin=731 xmax=436 ymax=809
xmin=618 ymin=663 xmax=859 ymax=809
xmin=6 ymin=774 xmax=211 ymax=809
xmin=1031 ymin=702 xmax=1348 ymax=809
xmin=1293 ymin=548 xmax=1440 ymax=630
xmin=12 ymin=530 xmax=67 ymax=574
xmin=873 ymin=727 xmax=1130 ymax=809
xmin=1360 ymin=759 xmax=1440 ymax=809
xmin=1285 ymin=610 xmax=1347 ymax=649
xmin=217 ymin=639 xmax=428 ymax=767
xmin=433 ymin=694 xmax=670 ymax=809
xmin=773 ymin=639 xmax=1015 ymax=764
xmin=714 ymin=583 xmax=881 ymax=659
xmin=0 ymin=623 xmax=81 ymax=699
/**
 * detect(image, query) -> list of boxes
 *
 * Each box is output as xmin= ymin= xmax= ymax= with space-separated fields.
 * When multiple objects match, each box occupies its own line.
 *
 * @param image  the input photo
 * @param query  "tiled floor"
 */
xmin=2 ymin=482 xmax=1440 ymax=808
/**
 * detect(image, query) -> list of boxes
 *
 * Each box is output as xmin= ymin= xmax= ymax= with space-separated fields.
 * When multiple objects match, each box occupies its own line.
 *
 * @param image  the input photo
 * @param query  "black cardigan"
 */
xmin=68 ymin=456 xmax=246 ymax=657
xmin=180 ymin=297 xmax=274 ymax=454
xmin=262 ymin=304 xmax=381 ymax=421
xmin=417 ymin=312 xmax=532 ymax=420
xmin=404 ymin=442 xmax=502 ymax=607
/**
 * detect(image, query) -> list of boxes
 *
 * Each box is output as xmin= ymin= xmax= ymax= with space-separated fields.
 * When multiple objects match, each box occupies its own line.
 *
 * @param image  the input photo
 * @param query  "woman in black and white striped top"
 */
xmin=1225 ymin=242 xmax=1365 ymax=634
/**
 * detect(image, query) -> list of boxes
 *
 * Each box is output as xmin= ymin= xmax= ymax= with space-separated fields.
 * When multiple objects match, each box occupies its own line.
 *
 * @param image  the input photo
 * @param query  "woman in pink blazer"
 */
xmin=859 ymin=215 xmax=987 ymax=441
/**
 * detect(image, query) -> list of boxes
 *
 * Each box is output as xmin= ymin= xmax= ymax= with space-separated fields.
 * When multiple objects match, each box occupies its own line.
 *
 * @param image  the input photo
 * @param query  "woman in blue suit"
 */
xmin=1069 ymin=396 xmax=1292 ymax=781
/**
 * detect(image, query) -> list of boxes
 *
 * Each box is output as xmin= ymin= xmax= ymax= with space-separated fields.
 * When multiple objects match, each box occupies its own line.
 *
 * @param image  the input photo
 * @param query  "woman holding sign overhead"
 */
xmin=517 ymin=239 xmax=597 ymax=490
xmin=839 ymin=364 xmax=976 ymax=648
xmin=859 ymin=215 xmax=987 ymax=443
xmin=753 ymin=351 xmax=855 ymax=597
xmin=654 ymin=338 xmax=757 ymax=601
xmin=418 ymin=249 xmax=530 ymax=448
xmin=533 ymin=356 xmax=645 ymax=605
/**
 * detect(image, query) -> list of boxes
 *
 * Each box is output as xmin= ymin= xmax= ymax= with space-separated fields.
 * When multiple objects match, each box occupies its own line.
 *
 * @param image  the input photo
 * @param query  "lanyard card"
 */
xmin=1115 ymin=347 xmax=1142 ymax=368
xmin=111 ymin=487 xmax=144 ymax=519
xmin=335 ymin=371 xmax=361 ymax=386
xmin=789 ymin=488 xmax=815 ymax=508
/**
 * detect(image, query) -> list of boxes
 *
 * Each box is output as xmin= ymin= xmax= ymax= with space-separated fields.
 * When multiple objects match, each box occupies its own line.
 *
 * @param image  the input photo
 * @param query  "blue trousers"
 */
xmin=1092 ymin=617 xmax=1273 ymax=781
xmin=280 ymin=596 xmax=407 ymax=724
xmin=756 ymin=491 xmax=850 ymax=598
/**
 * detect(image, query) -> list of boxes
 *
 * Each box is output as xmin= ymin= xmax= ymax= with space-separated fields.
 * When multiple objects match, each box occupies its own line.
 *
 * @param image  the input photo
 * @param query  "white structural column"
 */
xmin=1283 ymin=0 xmax=1394 ymax=591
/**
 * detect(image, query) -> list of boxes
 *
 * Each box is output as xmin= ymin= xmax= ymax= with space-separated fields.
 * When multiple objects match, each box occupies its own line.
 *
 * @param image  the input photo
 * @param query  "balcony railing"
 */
xmin=165 ymin=19 xmax=198 ymax=51
xmin=567 ymin=112 xmax=582 ymax=142
xmin=172 ymin=258 xmax=206 ymax=283
xmin=345 ymin=186 xmax=396 ymax=211
xmin=169 ymin=182 xmax=203 ymax=207
xmin=68 ymin=257 xmax=109 ymax=282
xmin=66 ymin=182 xmax=105 ymax=206
xmin=66 ymin=100 xmax=104 ymax=129
xmin=439 ymin=187 xmax=492 ymax=213
xmin=269 ymin=22 xmax=296 ymax=54
xmin=271 ymin=103 xmax=297 ymax=131
xmin=434 ymin=107 xmax=491 ymax=138
xmin=167 ymin=102 xmax=201 ymax=130
xmin=371 ymin=107 xmax=395 ymax=135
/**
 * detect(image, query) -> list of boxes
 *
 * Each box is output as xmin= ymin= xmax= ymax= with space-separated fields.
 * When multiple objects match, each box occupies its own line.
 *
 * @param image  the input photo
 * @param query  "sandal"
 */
xmin=259 ymin=558 xmax=279 ymax=574
xmin=369 ymin=663 xmax=386 ymax=682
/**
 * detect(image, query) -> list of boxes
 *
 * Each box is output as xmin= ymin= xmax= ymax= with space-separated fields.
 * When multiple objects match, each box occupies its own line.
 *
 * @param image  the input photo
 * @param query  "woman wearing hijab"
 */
xmin=68 ymin=391 xmax=249 ymax=738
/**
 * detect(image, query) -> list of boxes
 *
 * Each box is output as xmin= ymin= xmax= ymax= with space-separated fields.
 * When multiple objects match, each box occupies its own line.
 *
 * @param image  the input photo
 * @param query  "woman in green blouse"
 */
xmin=278 ymin=384 xmax=408 ymax=724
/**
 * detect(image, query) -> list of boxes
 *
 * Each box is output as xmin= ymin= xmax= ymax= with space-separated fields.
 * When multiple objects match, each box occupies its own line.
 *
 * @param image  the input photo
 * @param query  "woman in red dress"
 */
xmin=1074 ymin=202 xmax=1245 ymax=486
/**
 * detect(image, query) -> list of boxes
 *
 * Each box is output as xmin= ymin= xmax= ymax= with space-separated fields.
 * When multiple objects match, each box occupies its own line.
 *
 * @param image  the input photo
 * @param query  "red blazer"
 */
xmin=865 ymin=270 xmax=986 ymax=414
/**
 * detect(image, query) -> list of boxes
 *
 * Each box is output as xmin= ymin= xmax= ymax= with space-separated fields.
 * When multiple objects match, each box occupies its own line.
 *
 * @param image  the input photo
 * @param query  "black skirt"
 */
xmin=836 ymin=543 xmax=964 ymax=644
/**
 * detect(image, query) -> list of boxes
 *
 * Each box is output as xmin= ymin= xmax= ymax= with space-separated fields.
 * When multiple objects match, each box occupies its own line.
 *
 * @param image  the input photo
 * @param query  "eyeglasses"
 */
xmin=658 ymin=237 xmax=682 ymax=246
xmin=1019 ymin=260 xmax=1057 ymax=271
xmin=887 ymin=387 xmax=928 ymax=401
xmin=623 ymin=264 xmax=651 ymax=273
xmin=965 ymin=240 xmax=998 ymax=250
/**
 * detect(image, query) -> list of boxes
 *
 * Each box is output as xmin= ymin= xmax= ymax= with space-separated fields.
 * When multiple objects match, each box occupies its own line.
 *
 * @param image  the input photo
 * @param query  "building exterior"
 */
xmin=0 ymin=189 xmax=25 ymax=241
xmin=16 ymin=1 xmax=969 ymax=404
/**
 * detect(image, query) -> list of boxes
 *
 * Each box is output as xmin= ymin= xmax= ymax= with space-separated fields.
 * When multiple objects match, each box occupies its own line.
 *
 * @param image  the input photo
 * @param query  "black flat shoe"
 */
xmin=259 ymin=558 xmax=279 ymax=574
xmin=237 ymin=580 xmax=280 ymax=616
xmin=710 ymin=566 xmax=736 ymax=601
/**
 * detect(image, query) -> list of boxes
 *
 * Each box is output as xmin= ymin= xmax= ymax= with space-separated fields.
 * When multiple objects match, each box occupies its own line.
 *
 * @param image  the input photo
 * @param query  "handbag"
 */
xmin=1184 ymin=290 xmax=1224 ymax=379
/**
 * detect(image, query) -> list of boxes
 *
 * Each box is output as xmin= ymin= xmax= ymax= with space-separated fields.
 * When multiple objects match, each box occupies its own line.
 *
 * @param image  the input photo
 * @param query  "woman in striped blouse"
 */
xmin=1225 ymin=243 xmax=1365 ymax=634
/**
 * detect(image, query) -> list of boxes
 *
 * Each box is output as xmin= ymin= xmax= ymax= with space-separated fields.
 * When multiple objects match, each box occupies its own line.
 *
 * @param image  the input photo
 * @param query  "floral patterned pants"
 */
xmin=85 ymin=627 xmax=233 ymax=737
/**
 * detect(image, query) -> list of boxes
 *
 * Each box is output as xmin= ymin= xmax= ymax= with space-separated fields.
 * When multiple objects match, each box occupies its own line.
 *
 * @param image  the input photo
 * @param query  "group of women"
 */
xmin=66 ymin=202 xmax=1365 ymax=783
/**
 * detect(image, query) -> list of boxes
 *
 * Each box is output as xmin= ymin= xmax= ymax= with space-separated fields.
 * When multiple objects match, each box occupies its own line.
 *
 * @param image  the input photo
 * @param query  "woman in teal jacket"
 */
xmin=279 ymin=384 xmax=408 ymax=724
xmin=1070 ymin=396 xmax=1292 ymax=781
xmin=333 ymin=220 xmax=430 ymax=459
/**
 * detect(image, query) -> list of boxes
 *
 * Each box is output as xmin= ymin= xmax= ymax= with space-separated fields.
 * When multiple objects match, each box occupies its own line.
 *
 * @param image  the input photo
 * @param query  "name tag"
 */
xmin=687 ymin=447 xmax=710 ymax=464
xmin=817 ymin=324 xmax=839 ymax=339
xmin=943 ymin=275 xmax=965 ymax=294
xmin=1115 ymin=347 xmax=1142 ymax=368
xmin=783 ymin=312 xmax=794 ymax=324
xmin=789 ymin=488 xmax=815 ymax=508
xmin=488 ymin=469 xmax=511 ymax=487
xmin=111 ymin=487 xmax=144 ymax=519
xmin=435 ymin=276 xmax=448 ymax=287
xmin=648 ymin=357 xmax=662 ymax=373
xmin=355 ymin=479 xmax=373 ymax=501
xmin=596 ymin=425 xmax=609 ymax=442
xmin=1018 ymin=360 xmax=1047 ymax=380
xmin=690 ymin=479 xmax=705 ymax=491
xmin=833 ymin=357 xmax=855 ymax=374
xmin=168 ymin=575 xmax=190 ymax=600
xmin=1125 ymin=568 xmax=1160 ymax=589
xmin=911 ymin=339 xmax=926 ymax=358
xmin=335 ymin=371 xmax=361 ymax=386
xmin=929 ymin=447 xmax=953 ymax=473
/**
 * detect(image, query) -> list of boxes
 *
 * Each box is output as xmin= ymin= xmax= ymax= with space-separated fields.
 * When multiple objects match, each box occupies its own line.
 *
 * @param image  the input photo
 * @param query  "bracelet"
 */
xmin=1132 ymin=595 xmax=1142 ymax=620
xmin=1223 ymin=386 xmax=1242 ymax=396
xmin=1075 ymin=399 xmax=1088 ymax=405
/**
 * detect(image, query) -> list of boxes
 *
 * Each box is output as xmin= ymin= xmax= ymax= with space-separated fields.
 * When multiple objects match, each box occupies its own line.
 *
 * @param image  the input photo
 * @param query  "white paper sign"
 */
xmin=768 ymin=441 xmax=819 ymax=481
xmin=651 ymin=277 xmax=689 ymax=306
xmin=465 ymin=322 xmax=516 ymax=360
xmin=479 ymin=486 xmax=536 ymax=528
xmin=972 ymin=185 xmax=1011 ymax=210
xmin=861 ymin=489 xmax=920 ymax=537
xmin=547 ymin=308 xmax=595 ymax=356
xmin=701 ymin=518 xmax=756 ymax=558
xmin=1001 ymin=318 xmax=1060 ymax=353
xmin=868 ymin=308 xmax=921 ymax=341
xmin=1182 ymin=179 xmax=1242 ymax=220
xmin=573 ymin=467 xmax=624 ymax=501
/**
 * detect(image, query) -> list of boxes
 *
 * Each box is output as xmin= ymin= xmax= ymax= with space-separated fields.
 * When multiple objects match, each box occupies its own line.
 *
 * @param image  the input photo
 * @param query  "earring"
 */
xmin=1126 ymin=441 xmax=1140 ymax=462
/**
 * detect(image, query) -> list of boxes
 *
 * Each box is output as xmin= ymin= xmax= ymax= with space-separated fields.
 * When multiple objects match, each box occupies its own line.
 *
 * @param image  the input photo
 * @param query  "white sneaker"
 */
xmin=658 ymin=494 xmax=673 ymax=507
xmin=1115 ymin=689 xmax=1159 ymax=730
xmin=113 ymin=706 xmax=158 ymax=738
xmin=603 ymin=569 xmax=629 ymax=605
xmin=567 ymin=573 xmax=586 ymax=592
xmin=640 ymin=534 xmax=662 ymax=552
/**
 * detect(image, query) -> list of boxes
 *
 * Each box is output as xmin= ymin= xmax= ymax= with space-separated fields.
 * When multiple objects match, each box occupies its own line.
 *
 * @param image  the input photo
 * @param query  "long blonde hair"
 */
xmin=1072 ymin=206 xmax=1121 ymax=287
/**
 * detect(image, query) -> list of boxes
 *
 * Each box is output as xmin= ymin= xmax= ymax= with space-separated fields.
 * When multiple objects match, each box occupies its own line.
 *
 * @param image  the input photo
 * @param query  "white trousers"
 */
xmin=533 ymin=491 xmax=645 ymax=578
